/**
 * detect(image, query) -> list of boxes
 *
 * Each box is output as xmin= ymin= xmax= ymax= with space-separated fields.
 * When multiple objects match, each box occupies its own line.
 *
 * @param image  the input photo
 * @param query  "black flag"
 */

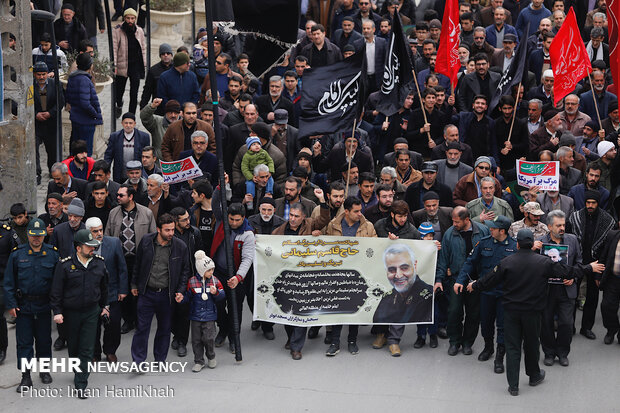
xmin=488 ymin=23 xmax=529 ymax=112
xmin=376 ymin=12 xmax=414 ymax=117
xmin=298 ymin=53 xmax=366 ymax=138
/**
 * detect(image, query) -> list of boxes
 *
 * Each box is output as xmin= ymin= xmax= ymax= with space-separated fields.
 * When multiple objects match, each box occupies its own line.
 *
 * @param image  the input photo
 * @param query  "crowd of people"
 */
xmin=2 ymin=0 xmax=620 ymax=399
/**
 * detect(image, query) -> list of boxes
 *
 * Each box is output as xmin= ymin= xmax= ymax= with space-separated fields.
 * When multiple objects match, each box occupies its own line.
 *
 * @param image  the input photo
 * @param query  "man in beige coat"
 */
xmin=105 ymin=184 xmax=156 ymax=334
xmin=112 ymin=8 xmax=146 ymax=118
xmin=324 ymin=196 xmax=377 ymax=357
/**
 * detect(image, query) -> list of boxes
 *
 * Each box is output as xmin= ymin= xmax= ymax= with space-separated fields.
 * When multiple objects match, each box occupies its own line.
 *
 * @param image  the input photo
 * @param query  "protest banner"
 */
xmin=253 ymin=235 xmax=437 ymax=326
xmin=160 ymin=156 xmax=203 ymax=184
xmin=516 ymin=160 xmax=560 ymax=191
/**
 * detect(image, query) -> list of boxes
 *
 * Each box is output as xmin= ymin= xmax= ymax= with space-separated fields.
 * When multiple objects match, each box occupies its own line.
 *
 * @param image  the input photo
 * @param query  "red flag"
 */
xmin=435 ymin=0 xmax=461 ymax=91
xmin=549 ymin=8 xmax=592 ymax=105
xmin=607 ymin=0 xmax=619 ymax=87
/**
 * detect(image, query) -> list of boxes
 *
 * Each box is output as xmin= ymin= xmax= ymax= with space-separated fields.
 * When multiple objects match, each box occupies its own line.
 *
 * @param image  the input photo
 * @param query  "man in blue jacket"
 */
xmin=86 ymin=218 xmax=128 ymax=363
xmin=454 ymin=215 xmax=517 ymax=374
xmin=65 ymin=53 xmax=102 ymax=156
xmin=156 ymin=52 xmax=200 ymax=109
xmin=435 ymin=206 xmax=490 ymax=357
xmin=104 ymin=112 xmax=151 ymax=183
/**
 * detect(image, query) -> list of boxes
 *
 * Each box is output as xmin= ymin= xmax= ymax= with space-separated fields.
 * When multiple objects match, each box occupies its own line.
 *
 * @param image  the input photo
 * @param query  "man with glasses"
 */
xmin=162 ymin=102 xmax=215 ymax=161
xmin=456 ymin=54 xmax=500 ymax=112
xmin=105 ymin=184 xmax=156 ymax=335
xmin=454 ymin=156 xmax=503 ymax=207
xmin=140 ymin=43 xmax=173 ymax=115
xmin=179 ymin=131 xmax=218 ymax=187
xmin=201 ymin=53 xmax=239 ymax=102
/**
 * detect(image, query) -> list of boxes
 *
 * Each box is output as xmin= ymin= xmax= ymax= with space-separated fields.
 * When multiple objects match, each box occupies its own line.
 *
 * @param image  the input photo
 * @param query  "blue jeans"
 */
xmin=71 ymin=123 xmax=96 ymax=156
xmin=131 ymin=289 xmax=173 ymax=363
xmin=246 ymin=177 xmax=274 ymax=197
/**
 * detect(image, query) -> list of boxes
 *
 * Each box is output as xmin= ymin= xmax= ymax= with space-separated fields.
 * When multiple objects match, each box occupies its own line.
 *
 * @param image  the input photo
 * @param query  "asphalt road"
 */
xmin=0 ymin=309 xmax=618 ymax=412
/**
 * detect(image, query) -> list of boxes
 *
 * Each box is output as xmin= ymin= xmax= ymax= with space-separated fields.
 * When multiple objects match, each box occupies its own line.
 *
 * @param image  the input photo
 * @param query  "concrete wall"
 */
xmin=0 ymin=0 xmax=37 ymax=217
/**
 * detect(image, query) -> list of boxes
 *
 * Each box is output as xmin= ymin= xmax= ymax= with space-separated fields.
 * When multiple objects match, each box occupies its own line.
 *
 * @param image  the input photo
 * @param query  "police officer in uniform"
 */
xmin=0 ymin=221 xmax=20 ymax=364
xmin=454 ymin=215 xmax=516 ymax=374
xmin=50 ymin=229 xmax=108 ymax=399
xmin=468 ymin=229 xmax=577 ymax=396
xmin=3 ymin=218 xmax=59 ymax=392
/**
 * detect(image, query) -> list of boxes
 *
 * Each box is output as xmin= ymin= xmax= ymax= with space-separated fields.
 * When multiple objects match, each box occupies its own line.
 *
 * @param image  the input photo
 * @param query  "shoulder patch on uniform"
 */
xmin=60 ymin=256 xmax=72 ymax=262
xmin=95 ymin=254 xmax=104 ymax=260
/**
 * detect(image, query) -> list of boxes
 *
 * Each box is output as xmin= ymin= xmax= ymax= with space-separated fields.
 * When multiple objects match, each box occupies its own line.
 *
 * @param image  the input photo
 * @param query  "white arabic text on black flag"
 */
xmin=489 ymin=23 xmax=529 ymax=113
xmin=298 ymin=53 xmax=365 ymax=138
xmin=376 ymin=12 xmax=414 ymax=117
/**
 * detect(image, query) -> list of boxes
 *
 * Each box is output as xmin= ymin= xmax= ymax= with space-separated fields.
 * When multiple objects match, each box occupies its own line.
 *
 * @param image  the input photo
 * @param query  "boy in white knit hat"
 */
xmin=181 ymin=250 xmax=225 ymax=372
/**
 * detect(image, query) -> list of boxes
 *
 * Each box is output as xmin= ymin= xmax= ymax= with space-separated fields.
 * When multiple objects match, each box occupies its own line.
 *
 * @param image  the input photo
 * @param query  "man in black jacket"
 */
xmin=248 ymin=198 xmax=286 ymax=235
xmin=51 ymin=229 xmax=108 ymax=399
xmin=470 ymin=229 xmax=576 ymax=396
xmin=404 ymin=162 xmax=454 ymax=212
xmin=53 ymin=3 xmax=87 ymax=54
xmin=599 ymin=229 xmax=620 ymax=344
xmin=139 ymin=43 xmax=172 ymax=115
xmin=130 ymin=214 xmax=190 ymax=364
xmin=33 ymin=62 xmax=63 ymax=183
xmin=65 ymin=0 xmax=105 ymax=46
xmin=169 ymin=207 xmax=203 ymax=357
xmin=47 ymin=162 xmax=88 ymax=201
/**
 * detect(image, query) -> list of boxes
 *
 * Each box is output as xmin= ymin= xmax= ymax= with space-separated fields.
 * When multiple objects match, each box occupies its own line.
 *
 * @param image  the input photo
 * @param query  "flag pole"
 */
xmin=507 ymin=82 xmax=522 ymax=142
xmin=587 ymin=72 xmax=603 ymax=129
xmin=204 ymin=0 xmax=242 ymax=362
xmin=411 ymin=68 xmax=433 ymax=144
xmin=345 ymin=117 xmax=358 ymax=198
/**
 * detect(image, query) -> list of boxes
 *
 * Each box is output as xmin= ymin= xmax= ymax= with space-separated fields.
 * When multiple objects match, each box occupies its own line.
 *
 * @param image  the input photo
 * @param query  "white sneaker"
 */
xmin=207 ymin=359 xmax=217 ymax=369
xmin=192 ymin=363 xmax=204 ymax=373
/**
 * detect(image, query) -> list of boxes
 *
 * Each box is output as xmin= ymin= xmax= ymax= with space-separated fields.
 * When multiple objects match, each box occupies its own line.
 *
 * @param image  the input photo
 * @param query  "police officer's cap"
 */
xmin=485 ymin=215 xmax=511 ymax=231
xmin=74 ymin=229 xmax=101 ymax=247
xmin=27 ymin=218 xmax=47 ymax=236
xmin=516 ymin=229 xmax=534 ymax=245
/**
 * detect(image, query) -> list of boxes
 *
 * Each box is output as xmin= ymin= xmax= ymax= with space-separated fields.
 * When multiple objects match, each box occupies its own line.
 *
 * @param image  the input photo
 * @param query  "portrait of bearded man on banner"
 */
xmin=373 ymin=243 xmax=433 ymax=324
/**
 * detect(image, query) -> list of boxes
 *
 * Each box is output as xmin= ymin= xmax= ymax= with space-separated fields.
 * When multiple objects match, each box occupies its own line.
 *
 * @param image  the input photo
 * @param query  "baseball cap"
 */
xmin=523 ymin=202 xmax=545 ymax=215
xmin=485 ymin=215 xmax=511 ymax=231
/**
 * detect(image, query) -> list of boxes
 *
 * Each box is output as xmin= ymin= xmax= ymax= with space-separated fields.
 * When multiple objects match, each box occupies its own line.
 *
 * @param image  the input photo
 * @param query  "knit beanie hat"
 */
xmin=195 ymin=250 xmax=215 ymax=275
xmin=123 ymin=8 xmax=138 ymax=17
xmin=418 ymin=222 xmax=435 ymax=236
xmin=173 ymin=52 xmax=190 ymax=67
xmin=67 ymin=198 xmax=85 ymax=217
xmin=597 ymin=140 xmax=615 ymax=157
xmin=584 ymin=189 xmax=601 ymax=203
xmin=246 ymin=136 xmax=261 ymax=150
